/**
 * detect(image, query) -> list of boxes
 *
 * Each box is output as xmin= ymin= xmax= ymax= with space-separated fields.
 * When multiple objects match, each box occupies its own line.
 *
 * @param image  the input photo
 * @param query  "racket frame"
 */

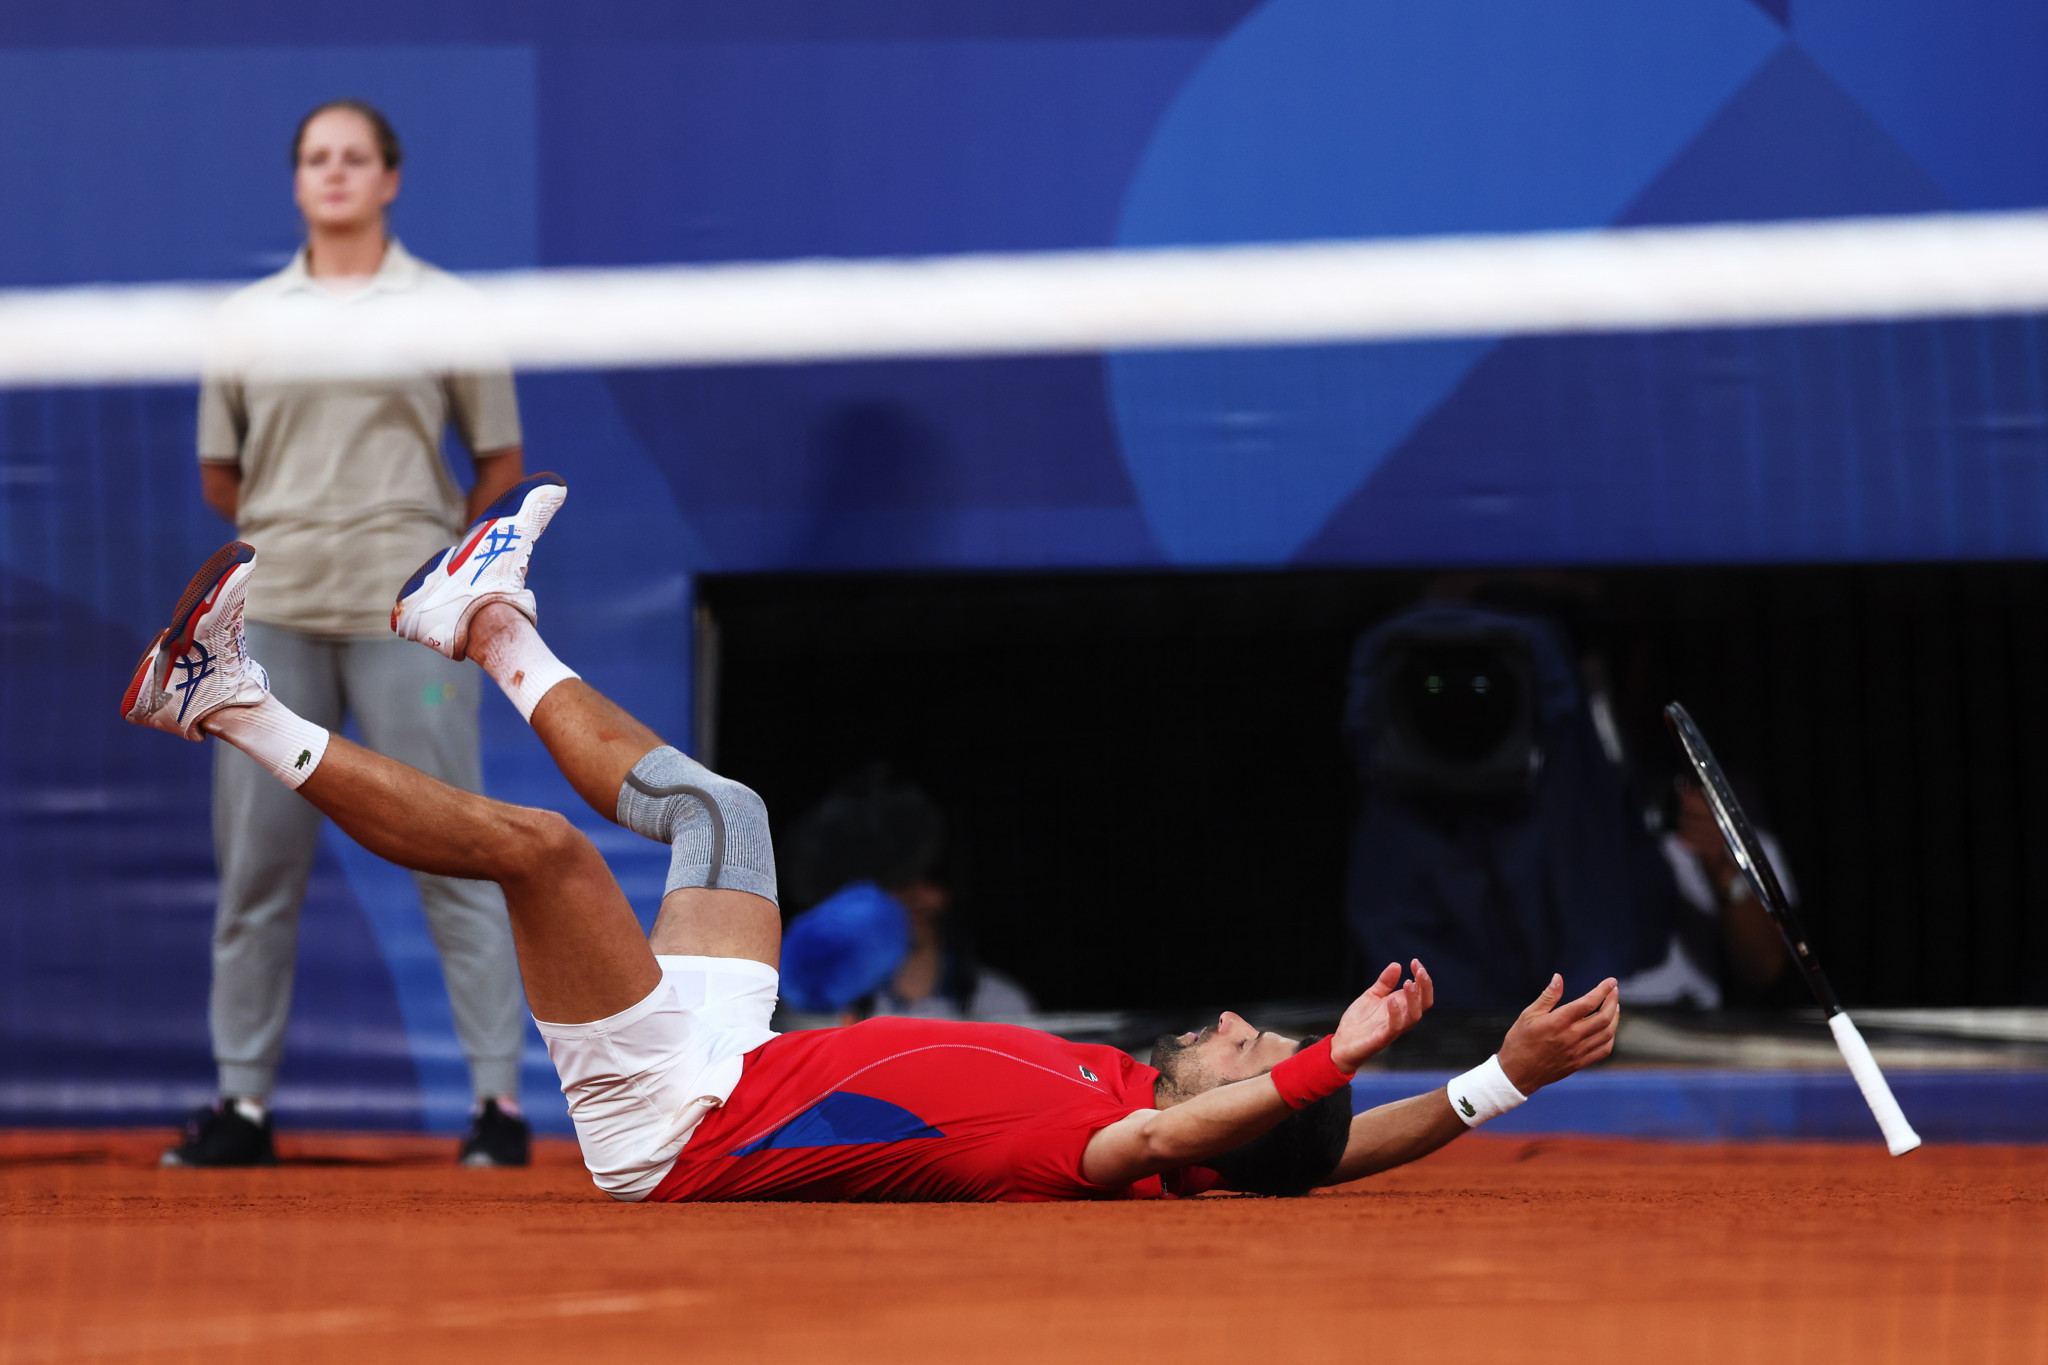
xmin=1663 ymin=702 xmax=1920 ymax=1156
xmin=1663 ymin=702 xmax=1839 ymax=1012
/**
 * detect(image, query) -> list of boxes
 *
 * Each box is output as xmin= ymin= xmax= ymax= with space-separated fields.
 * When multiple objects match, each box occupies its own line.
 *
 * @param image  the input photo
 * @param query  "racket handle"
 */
xmin=1828 ymin=1013 xmax=1922 ymax=1156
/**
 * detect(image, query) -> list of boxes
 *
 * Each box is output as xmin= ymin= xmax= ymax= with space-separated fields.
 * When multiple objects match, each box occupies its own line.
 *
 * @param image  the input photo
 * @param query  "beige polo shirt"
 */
xmin=198 ymin=240 xmax=522 ymax=636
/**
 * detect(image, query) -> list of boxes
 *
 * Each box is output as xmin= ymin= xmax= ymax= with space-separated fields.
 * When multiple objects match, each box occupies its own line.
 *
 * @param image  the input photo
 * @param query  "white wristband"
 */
xmin=1446 ymin=1054 xmax=1527 ymax=1128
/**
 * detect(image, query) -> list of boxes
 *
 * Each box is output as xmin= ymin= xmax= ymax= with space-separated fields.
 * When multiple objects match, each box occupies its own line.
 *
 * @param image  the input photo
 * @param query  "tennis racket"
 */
xmin=1663 ymin=702 xmax=1921 ymax=1156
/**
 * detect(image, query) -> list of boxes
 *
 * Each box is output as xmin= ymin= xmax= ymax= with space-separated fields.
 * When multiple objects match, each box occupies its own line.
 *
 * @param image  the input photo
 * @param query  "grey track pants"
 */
xmin=209 ymin=621 xmax=525 ymax=1103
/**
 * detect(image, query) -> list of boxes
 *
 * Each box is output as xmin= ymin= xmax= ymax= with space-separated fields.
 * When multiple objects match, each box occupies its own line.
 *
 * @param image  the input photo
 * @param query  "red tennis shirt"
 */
xmin=648 ymin=1016 xmax=1220 ymax=1202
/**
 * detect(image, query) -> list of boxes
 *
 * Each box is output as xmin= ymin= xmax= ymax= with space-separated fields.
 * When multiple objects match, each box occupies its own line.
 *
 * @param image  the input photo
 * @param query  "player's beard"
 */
xmin=1150 ymin=1030 xmax=1217 ymax=1105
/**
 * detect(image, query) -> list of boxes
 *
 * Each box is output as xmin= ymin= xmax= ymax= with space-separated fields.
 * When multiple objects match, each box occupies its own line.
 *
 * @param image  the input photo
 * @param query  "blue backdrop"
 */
xmin=4 ymin=0 xmax=2045 ymax=1130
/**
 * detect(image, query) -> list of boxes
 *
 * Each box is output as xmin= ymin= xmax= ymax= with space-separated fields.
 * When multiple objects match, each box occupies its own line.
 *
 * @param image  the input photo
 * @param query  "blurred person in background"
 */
xmin=170 ymin=99 xmax=530 ymax=1168
xmin=777 ymin=766 xmax=1034 ymax=1025
xmin=1342 ymin=592 xmax=1669 ymax=1012
xmin=1619 ymin=771 xmax=1791 ymax=1010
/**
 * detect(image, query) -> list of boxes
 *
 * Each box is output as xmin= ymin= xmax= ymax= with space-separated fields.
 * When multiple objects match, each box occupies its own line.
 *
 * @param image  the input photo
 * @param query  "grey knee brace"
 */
xmin=615 ymin=747 xmax=778 ymax=906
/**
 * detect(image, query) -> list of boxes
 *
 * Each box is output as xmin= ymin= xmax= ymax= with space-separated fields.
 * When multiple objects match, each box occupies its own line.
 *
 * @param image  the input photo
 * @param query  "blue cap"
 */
xmin=778 ymin=881 xmax=912 ymax=1013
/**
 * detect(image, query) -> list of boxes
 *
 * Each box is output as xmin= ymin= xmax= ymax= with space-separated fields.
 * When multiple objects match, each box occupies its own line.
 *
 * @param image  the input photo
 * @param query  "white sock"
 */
xmin=204 ymin=694 xmax=330 ymax=790
xmin=470 ymin=614 xmax=578 ymax=722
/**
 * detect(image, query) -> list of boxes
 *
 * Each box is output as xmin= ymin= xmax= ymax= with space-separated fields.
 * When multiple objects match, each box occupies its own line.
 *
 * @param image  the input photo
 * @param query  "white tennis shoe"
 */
xmin=121 ymin=541 xmax=270 ymax=741
xmin=391 ymin=473 xmax=567 ymax=661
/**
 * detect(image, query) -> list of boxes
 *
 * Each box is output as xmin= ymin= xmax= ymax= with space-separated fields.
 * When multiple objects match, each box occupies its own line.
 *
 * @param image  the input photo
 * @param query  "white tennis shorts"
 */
xmin=533 ymin=955 xmax=780 ymax=1202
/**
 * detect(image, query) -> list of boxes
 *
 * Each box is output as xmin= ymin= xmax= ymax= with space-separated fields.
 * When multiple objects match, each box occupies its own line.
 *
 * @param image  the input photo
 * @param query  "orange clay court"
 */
xmin=3 ymin=1130 xmax=2044 ymax=1365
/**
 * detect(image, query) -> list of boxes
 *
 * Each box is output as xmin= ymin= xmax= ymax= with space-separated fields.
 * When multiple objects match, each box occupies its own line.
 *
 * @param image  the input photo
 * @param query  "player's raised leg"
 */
xmin=390 ymin=473 xmax=781 ymax=967
xmin=123 ymin=540 xmax=659 ymax=1026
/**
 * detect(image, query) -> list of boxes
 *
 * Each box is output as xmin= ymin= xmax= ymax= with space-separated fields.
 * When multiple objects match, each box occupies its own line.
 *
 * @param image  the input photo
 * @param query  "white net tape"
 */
xmin=4 ymin=209 xmax=2048 ymax=386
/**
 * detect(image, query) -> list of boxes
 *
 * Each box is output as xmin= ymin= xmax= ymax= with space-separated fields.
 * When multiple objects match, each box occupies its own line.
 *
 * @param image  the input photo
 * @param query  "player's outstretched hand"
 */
xmin=1496 ymin=975 xmax=1619 ymax=1094
xmin=1331 ymin=959 xmax=1434 ymax=1073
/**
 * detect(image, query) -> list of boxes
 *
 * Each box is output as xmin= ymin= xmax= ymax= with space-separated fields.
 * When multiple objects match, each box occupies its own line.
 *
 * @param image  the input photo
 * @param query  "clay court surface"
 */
xmin=2 ymin=1130 xmax=2044 ymax=1364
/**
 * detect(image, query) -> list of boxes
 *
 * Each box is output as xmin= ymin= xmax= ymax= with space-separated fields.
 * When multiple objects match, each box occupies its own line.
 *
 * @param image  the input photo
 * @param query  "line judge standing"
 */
xmin=167 ymin=99 xmax=530 ymax=1167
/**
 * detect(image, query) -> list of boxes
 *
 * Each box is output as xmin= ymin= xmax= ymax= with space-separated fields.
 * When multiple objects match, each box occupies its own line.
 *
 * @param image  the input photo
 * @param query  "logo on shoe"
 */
xmin=172 ymin=644 xmax=215 ymax=722
xmin=468 ymin=523 xmax=522 ymax=584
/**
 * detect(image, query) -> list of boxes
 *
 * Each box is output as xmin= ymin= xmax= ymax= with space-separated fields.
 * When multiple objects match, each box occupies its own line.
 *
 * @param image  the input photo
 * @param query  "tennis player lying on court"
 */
xmin=123 ymin=474 xmax=1620 ymax=1202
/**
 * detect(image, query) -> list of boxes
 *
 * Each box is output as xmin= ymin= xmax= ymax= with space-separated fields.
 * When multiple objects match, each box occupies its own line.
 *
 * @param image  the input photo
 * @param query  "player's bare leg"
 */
xmin=465 ymin=602 xmax=781 ymax=966
xmin=385 ymin=471 xmax=780 ymax=968
xmin=292 ymin=740 xmax=658 ymax=1023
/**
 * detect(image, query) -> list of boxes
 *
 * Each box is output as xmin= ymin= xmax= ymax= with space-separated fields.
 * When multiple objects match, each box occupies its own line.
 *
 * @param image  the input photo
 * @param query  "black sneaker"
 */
xmin=161 ymin=1100 xmax=276 ymax=1168
xmin=458 ymin=1099 xmax=531 ymax=1167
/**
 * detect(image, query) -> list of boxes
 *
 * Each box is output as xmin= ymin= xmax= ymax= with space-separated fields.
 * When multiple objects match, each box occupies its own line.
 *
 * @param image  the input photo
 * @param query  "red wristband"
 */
xmin=1268 ymin=1036 xmax=1354 ymax=1110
